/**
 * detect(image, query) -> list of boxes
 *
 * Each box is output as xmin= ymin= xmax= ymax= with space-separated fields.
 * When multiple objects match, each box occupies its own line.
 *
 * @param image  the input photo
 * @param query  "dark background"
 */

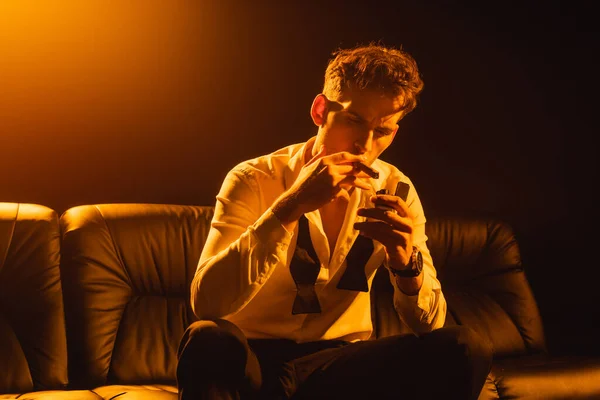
xmin=1 ymin=1 xmax=597 ymax=354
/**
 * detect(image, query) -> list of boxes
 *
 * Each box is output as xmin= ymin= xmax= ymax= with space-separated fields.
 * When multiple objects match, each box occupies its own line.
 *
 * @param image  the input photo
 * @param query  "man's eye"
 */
xmin=348 ymin=118 xmax=360 ymax=125
xmin=375 ymin=129 xmax=391 ymax=137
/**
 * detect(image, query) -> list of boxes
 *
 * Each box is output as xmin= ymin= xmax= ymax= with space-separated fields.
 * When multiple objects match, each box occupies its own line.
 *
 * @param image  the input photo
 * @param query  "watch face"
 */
xmin=390 ymin=248 xmax=423 ymax=277
xmin=416 ymin=250 xmax=423 ymax=270
xmin=412 ymin=248 xmax=423 ymax=275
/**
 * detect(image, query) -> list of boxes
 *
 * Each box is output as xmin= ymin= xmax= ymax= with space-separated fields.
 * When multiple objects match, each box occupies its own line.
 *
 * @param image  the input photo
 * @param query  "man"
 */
xmin=178 ymin=43 xmax=492 ymax=399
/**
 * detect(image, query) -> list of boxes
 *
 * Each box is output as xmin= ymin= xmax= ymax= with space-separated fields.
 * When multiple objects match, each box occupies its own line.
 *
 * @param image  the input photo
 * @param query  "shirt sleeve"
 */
xmin=388 ymin=180 xmax=447 ymax=335
xmin=190 ymin=166 xmax=294 ymax=320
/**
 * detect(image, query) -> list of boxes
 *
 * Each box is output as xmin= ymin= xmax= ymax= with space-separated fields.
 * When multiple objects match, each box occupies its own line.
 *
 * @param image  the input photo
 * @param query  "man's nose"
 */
xmin=354 ymin=131 xmax=374 ymax=153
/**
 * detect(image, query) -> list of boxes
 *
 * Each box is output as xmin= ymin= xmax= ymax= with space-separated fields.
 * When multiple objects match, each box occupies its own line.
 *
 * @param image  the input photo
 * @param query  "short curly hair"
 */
xmin=323 ymin=43 xmax=424 ymax=116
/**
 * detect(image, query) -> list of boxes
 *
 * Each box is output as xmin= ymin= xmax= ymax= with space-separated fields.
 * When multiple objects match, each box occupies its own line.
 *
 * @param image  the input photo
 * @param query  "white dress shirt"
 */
xmin=191 ymin=137 xmax=446 ymax=343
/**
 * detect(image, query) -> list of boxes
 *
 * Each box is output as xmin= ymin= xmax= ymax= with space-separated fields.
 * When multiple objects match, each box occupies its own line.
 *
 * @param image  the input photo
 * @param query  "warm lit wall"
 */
xmin=1 ymin=1 xmax=273 ymax=210
xmin=1 ymin=1 xmax=596 ymax=354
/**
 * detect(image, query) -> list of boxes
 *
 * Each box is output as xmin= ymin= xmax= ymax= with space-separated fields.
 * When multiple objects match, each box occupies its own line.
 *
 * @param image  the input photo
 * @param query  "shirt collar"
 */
xmin=283 ymin=136 xmax=315 ymax=191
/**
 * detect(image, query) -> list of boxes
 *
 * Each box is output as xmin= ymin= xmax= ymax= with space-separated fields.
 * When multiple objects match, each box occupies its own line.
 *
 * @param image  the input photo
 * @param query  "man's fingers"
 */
xmin=356 ymin=207 xmax=413 ymax=233
xmin=338 ymin=175 xmax=372 ymax=191
xmin=370 ymin=194 xmax=411 ymax=218
xmin=353 ymin=221 xmax=409 ymax=247
xmin=353 ymin=179 xmax=373 ymax=191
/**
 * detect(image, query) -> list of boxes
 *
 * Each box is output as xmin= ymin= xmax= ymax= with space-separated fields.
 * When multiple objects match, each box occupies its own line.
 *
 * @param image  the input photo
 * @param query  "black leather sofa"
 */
xmin=1 ymin=202 xmax=599 ymax=399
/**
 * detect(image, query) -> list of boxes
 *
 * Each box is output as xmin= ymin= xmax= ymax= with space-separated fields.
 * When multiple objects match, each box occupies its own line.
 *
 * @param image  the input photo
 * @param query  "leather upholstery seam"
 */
xmin=90 ymin=389 xmax=104 ymax=399
xmin=93 ymin=205 xmax=133 ymax=383
xmin=94 ymin=205 xmax=134 ymax=288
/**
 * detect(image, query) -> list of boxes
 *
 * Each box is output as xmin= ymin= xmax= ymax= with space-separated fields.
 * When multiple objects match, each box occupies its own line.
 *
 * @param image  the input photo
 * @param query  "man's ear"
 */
xmin=310 ymin=94 xmax=329 ymax=126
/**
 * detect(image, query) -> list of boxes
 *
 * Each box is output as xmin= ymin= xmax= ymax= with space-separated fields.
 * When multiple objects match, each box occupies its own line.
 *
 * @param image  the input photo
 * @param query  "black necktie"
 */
xmin=289 ymin=215 xmax=374 ymax=314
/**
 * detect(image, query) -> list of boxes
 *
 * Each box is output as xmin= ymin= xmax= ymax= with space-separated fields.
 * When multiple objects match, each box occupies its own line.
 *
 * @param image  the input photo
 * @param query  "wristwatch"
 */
xmin=389 ymin=246 xmax=423 ymax=278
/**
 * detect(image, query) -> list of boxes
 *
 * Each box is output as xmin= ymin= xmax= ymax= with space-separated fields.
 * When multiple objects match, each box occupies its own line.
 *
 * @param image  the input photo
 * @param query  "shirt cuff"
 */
xmin=250 ymin=208 xmax=294 ymax=248
xmin=390 ymin=268 xmax=434 ymax=313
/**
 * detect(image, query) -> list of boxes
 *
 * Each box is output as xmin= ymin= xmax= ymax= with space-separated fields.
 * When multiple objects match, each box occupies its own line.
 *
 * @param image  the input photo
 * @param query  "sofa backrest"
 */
xmin=59 ymin=204 xmax=213 ymax=388
xmin=0 ymin=203 xmax=68 ymax=393
xmin=372 ymin=216 xmax=547 ymax=358
xmin=59 ymin=204 xmax=547 ymax=388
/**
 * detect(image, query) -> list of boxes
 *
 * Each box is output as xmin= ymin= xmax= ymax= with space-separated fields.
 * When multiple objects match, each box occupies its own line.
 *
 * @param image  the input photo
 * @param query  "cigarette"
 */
xmin=353 ymin=162 xmax=379 ymax=179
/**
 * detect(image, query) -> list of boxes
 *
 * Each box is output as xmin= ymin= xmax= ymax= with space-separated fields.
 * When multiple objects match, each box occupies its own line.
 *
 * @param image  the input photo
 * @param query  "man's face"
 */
xmin=313 ymin=85 xmax=404 ymax=165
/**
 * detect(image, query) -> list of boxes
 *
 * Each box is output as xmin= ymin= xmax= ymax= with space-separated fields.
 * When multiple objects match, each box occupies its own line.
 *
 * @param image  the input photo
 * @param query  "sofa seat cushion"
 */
xmin=0 ymin=385 xmax=178 ymax=399
xmin=479 ymin=354 xmax=600 ymax=399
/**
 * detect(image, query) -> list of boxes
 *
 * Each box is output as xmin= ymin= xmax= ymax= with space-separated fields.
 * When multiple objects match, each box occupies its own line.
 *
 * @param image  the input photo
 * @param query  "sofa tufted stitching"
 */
xmin=92 ymin=205 xmax=135 ymax=384
xmin=89 ymin=388 xmax=108 ymax=399
xmin=148 ymin=244 xmax=165 ymax=295
xmin=93 ymin=206 xmax=133 ymax=290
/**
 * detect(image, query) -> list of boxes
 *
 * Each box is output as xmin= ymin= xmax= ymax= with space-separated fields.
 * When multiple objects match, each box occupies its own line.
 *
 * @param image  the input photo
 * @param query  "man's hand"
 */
xmin=273 ymin=146 xmax=373 ymax=225
xmin=354 ymin=193 xmax=423 ymax=294
xmin=354 ymin=193 xmax=415 ymax=270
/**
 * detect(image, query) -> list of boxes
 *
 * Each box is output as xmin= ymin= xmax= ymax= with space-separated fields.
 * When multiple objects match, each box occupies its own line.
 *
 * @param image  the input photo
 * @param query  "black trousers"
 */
xmin=177 ymin=319 xmax=493 ymax=400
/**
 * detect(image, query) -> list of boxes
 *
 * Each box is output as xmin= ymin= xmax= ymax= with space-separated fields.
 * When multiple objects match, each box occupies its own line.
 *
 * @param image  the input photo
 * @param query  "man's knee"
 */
xmin=419 ymin=326 xmax=493 ymax=399
xmin=426 ymin=325 xmax=493 ymax=365
xmin=177 ymin=319 xmax=248 ymax=386
xmin=181 ymin=319 xmax=248 ymax=350
xmin=428 ymin=326 xmax=493 ymax=391
xmin=430 ymin=325 xmax=494 ymax=368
